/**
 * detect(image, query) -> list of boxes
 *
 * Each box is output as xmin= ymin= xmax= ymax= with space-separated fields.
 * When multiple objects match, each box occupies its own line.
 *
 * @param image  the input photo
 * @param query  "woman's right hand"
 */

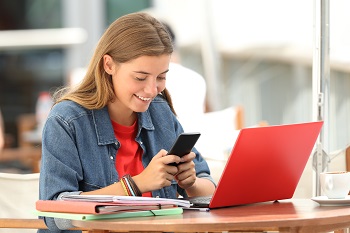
xmin=133 ymin=149 xmax=181 ymax=193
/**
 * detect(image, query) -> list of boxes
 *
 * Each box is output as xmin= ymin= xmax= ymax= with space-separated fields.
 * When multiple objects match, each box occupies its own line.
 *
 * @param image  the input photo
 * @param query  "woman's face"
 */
xmin=105 ymin=54 xmax=171 ymax=116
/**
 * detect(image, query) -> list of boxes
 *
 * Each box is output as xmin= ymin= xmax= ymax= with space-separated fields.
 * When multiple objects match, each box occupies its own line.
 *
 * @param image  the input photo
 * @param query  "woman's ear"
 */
xmin=103 ymin=54 xmax=115 ymax=75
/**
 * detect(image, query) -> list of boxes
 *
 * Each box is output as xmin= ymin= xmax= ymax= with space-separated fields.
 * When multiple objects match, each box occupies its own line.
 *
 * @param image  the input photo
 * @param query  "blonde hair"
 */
xmin=54 ymin=12 xmax=175 ymax=113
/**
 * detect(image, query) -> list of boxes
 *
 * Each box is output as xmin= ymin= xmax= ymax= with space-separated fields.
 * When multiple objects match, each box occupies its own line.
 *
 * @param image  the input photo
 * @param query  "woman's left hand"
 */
xmin=174 ymin=152 xmax=197 ymax=190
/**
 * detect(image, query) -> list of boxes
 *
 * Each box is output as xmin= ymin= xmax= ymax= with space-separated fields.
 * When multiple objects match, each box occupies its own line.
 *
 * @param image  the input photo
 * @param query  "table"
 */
xmin=72 ymin=199 xmax=350 ymax=233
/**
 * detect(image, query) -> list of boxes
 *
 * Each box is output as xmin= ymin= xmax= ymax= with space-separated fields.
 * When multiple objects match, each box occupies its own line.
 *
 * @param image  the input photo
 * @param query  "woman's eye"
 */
xmin=158 ymin=76 xmax=166 ymax=80
xmin=136 ymin=77 xmax=146 ymax=81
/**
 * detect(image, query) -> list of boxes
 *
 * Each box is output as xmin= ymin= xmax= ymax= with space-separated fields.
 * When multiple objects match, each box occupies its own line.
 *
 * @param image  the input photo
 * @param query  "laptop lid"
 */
xmin=208 ymin=121 xmax=323 ymax=209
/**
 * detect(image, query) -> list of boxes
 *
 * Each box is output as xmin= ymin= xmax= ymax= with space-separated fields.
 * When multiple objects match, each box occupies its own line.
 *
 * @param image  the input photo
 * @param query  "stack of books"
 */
xmin=34 ymin=195 xmax=191 ymax=220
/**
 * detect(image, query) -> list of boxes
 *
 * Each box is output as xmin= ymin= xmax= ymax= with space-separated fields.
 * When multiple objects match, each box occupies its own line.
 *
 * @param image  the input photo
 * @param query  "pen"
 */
xmin=183 ymin=207 xmax=210 ymax=212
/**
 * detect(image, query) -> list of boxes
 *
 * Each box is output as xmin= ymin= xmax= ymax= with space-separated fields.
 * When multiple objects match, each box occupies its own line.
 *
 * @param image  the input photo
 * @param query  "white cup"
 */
xmin=320 ymin=171 xmax=350 ymax=199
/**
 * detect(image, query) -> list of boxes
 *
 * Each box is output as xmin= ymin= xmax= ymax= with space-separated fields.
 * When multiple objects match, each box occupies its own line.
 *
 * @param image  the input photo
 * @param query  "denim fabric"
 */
xmin=38 ymin=95 xmax=214 ymax=232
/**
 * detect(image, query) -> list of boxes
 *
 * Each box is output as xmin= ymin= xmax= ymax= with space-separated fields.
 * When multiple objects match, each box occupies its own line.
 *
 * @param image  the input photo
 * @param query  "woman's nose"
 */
xmin=144 ymin=79 xmax=158 ymax=95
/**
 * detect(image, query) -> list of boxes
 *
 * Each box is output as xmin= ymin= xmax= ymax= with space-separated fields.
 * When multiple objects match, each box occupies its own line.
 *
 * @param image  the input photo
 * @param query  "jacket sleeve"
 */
xmin=39 ymin=111 xmax=84 ymax=231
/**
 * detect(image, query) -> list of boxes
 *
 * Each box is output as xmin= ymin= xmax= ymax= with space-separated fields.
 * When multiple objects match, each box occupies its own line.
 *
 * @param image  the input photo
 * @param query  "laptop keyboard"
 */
xmin=187 ymin=195 xmax=212 ymax=207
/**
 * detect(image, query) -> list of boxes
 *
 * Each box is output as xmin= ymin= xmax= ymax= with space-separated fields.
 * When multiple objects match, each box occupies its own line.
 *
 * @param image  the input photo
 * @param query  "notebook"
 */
xmin=33 ymin=207 xmax=183 ymax=221
xmin=188 ymin=121 xmax=323 ymax=209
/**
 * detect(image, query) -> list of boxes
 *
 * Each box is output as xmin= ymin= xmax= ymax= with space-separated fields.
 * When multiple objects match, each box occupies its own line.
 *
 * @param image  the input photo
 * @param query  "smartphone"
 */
xmin=167 ymin=132 xmax=201 ymax=166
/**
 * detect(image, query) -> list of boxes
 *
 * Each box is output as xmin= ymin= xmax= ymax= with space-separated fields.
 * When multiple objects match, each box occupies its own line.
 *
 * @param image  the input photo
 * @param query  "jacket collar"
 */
xmin=92 ymin=106 xmax=155 ymax=145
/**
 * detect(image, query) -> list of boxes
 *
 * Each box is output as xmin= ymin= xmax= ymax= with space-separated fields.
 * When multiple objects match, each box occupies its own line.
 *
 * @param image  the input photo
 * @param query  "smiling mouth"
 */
xmin=134 ymin=94 xmax=152 ymax=102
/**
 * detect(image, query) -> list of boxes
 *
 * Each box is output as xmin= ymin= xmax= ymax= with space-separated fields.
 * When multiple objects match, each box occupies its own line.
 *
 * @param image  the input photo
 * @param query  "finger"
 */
xmin=163 ymin=154 xmax=181 ymax=165
xmin=164 ymin=172 xmax=175 ymax=183
xmin=180 ymin=152 xmax=196 ymax=163
xmin=176 ymin=166 xmax=195 ymax=179
xmin=150 ymin=150 xmax=169 ymax=165
xmin=177 ymin=160 xmax=195 ymax=172
xmin=176 ymin=177 xmax=195 ymax=190
xmin=154 ymin=149 xmax=168 ymax=159
xmin=166 ymin=166 xmax=179 ymax=175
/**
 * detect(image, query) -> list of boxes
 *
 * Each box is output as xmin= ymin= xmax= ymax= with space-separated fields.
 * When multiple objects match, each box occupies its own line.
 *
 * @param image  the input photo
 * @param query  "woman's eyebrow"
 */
xmin=133 ymin=71 xmax=150 ymax=75
xmin=133 ymin=69 xmax=169 ymax=75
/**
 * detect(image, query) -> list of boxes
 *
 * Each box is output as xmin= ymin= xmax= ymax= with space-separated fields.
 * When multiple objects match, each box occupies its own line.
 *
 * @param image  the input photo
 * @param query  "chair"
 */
xmin=17 ymin=114 xmax=39 ymax=148
xmin=0 ymin=147 xmax=42 ymax=173
xmin=0 ymin=172 xmax=93 ymax=232
xmin=180 ymin=106 xmax=244 ymax=157
xmin=0 ymin=172 xmax=41 ymax=233
xmin=0 ymin=111 xmax=42 ymax=173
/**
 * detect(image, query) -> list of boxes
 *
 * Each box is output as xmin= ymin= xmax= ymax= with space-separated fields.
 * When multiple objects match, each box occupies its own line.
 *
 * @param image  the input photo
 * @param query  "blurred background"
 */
xmin=1 ymin=0 xmax=350 ymax=161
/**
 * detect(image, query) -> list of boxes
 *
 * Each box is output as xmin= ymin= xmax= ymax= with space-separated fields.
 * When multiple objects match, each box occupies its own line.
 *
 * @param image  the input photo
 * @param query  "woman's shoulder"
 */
xmin=52 ymin=100 xmax=84 ymax=111
xmin=50 ymin=100 xmax=92 ymax=121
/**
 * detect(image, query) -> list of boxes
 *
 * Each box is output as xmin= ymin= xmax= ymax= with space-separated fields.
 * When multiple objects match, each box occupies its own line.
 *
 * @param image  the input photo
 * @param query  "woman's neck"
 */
xmin=107 ymin=103 xmax=137 ymax=126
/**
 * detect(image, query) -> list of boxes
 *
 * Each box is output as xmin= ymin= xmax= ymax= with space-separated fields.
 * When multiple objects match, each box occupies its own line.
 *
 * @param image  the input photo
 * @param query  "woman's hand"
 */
xmin=175 ymin=152 xmax=197 ymax=190
xmin=133 ymin=149 xmax=181 ymax=193
xmin=176 ymin=152 xmax=216 ymax=197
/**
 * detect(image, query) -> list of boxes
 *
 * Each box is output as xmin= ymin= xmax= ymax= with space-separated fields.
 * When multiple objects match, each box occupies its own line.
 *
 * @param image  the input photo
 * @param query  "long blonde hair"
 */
xmin=54 ymin=12 xmax=175 ymax=114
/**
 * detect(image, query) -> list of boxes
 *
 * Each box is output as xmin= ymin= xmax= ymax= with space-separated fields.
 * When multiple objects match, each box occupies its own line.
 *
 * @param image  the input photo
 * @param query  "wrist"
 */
xmin=121 ymin=174 xmax=142 ymax=196
xmin=184 ymin=177 xmax=197 ymax=194
xmin=132 ymin=174 xmax=146 ymax=194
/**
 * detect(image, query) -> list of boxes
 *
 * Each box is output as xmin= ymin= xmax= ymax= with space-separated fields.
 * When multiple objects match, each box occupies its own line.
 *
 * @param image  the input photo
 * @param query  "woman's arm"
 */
xmin=81 ymin=182 xmax=125 ymax=195
xmin=184 ymin=177 xmax=216 ymax=197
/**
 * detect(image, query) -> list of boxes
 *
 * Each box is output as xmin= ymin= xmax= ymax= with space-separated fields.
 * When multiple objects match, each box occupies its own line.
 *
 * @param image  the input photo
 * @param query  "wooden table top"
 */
xmin=72 ymin=198 xmax=350 ymax=233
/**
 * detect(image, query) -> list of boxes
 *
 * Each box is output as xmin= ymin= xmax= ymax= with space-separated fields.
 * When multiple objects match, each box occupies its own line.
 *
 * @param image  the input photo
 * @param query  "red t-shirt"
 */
xmin=111 ymin=119 xmax=152 ymax=197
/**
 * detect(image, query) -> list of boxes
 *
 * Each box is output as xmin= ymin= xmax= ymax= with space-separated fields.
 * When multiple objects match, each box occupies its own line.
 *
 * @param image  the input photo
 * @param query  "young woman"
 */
xmin=39 ymin=12 xmax=215 ymax=232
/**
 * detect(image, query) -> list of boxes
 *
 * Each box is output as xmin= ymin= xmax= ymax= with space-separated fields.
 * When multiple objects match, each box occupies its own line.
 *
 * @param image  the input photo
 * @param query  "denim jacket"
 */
xmin=38 ymin=95 xmax=214 ymax=232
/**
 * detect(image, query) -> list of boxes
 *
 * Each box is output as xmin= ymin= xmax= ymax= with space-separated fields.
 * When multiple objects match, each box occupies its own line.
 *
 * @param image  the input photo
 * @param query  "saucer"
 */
xmin=311 ymin=195 xmax=350 ymax=206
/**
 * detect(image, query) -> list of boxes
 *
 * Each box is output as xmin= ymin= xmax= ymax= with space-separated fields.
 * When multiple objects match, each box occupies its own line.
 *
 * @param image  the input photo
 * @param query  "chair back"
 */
xmin=0 ymin=172 xmax=40 ymax=233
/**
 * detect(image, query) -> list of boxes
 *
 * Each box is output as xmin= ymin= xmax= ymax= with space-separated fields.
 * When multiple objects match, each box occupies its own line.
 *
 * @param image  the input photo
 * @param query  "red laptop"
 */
xmin=188 ymin=121 xmax=323 ymax=208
